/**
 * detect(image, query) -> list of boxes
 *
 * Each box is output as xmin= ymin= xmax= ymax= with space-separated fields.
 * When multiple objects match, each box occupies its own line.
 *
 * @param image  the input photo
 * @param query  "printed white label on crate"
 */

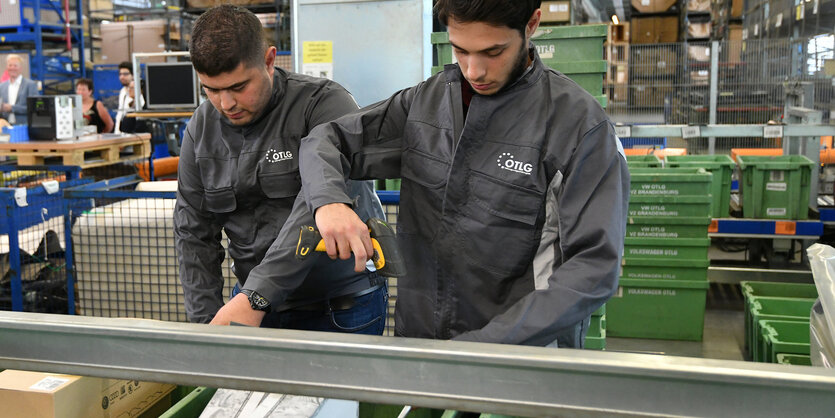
xmin=14 ymin=188 xmax=27 ymax=207
xmin=628 ymin=288 xmax=677 ymax=296
xmin=776 ymin=13 xmax=783 ymax=27
xmin=743 ymin=29 xmax=749 ymax=39
xmin=550 ymin=4 xmax=568 ymax=12
xmin=814 ymin=0 xmax=819 ymax=14
xmin=770 ymin=170 xmax=785 ymax=182
xmin=766 ymin=182 xmax=787 ymax=192
xmin=754 ymin=24 xmax=759 ymax=36
xmin=30 ymin=377 xmax=70 ymax=391
xmin=537 ymin=44 xmax=555 ymax=59
xmin=767 ymin=208 xmax=788 ymax=216
xmin=628 ymin=248 xmax=679 ymax=256
xmin=614 ymin=125 xmax=632 ymax=138
xmin=616 ymin=286 xmax=623 ymax=298
xmin=763 ymin=125 xmax=783 ymax=138
xmin=641 ymin=0 xmax=650 ymax=5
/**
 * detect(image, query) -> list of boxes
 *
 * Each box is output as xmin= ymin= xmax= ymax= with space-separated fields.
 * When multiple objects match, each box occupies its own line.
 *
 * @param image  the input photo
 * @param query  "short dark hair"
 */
xmin=118 ymin=61 xmax=132 ymax=75
xmin=189 ymin=5 xmax=268 ymax=76
xmin=434 ymin=0 xmax=542 ymax=35
xmin=76 ymin=78 xmax=93 ymax=90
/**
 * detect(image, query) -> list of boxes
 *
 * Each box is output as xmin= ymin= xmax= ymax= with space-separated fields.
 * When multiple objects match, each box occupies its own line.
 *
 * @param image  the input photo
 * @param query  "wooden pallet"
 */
xmin=0 ymin=133 xmax=151 ymax=169
xmin=605 ymin=42 xmax=629 ymax=64
xmin=607 ymin=22 xmax=630 ymax=44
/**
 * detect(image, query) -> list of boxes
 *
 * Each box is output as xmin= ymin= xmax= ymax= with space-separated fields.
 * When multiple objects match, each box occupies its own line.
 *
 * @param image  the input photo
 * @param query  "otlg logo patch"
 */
xmin=497 ymin=152 xmax=533 ymax=175
xmin=265 ymin=148 xmax=293 ymax=163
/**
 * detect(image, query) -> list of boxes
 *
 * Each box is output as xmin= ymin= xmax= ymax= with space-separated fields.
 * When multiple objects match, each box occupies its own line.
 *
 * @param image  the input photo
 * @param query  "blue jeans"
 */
xmin=231 ymin=281 xmax=388 ymax=336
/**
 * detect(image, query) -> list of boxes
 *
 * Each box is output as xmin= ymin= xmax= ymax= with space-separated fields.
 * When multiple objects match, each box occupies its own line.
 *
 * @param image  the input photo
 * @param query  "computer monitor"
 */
xmin=144 ymin=62 xmax=199 ymax=110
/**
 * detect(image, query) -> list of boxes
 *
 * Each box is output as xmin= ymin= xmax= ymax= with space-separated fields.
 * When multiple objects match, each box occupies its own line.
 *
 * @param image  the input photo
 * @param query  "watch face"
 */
xmin=252 ymin=294 xmax=270 ymax=310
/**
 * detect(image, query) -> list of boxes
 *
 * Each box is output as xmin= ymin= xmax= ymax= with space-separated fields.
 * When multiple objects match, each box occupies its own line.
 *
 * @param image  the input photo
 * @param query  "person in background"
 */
xmin=117 ymin=80 xmax=148 ymax=134
xmin=221 ymin=0 xmax=629 ymax=348
xmin=0 ymin=54 xmax=40 ymax=125
xmin=175 ymin=5 xmax=388 ymax=333
xmin=114 ymin=61 xmax=145 ymax=134
xmin=76 ymin=78 xmax=114 ymax=133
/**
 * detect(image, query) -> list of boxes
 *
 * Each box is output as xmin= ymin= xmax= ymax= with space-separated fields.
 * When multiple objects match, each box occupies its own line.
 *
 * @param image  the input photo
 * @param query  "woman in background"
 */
xmin=76 ymin=78 xmax=113 ymax=133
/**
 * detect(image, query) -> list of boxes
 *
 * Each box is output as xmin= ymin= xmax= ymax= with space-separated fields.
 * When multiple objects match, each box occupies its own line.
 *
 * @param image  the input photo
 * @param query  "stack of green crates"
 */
xmin=740 ymin=281 xmax=817 ymax=362
xmin=608 ymin=167 xmax=713 ymax=341
xmin=666 ymin=155 xmax=736 ymax=218
xmin=430 ymin=24 xmax=608 ymax=107
xmin=736 ymin=155 xmax=814 ymax=219
xmin=584 ymin=305 xmax=606 ymax=350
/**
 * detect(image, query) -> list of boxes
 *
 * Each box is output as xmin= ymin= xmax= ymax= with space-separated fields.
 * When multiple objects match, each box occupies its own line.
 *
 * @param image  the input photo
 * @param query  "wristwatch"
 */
xmin=240 ymin=289 xmax=271 ymax=312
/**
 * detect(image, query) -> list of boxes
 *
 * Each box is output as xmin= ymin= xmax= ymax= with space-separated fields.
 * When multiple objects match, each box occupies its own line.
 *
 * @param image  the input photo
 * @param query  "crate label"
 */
xmin=627 ymin=288 xmax=677 ymax=296
xmin=742 ymin=29 xmax=749 ymax=40
xmin=536 ymin=44 xmax=555 ymax=59
xmin=631 ymin=229 xmax=679 ymax=238
xmin=641 ymin=0 xmax=650 ymax=5
xmin=814 ymin=0 xmax=819 ymax=14
xmin=763 ymin=125 xmax=783 ymax=138
xmin=681 ymin=126 xmax=701 ymax=138
xmin=634 ymin=184 xmax=680 ymax=196
xmin=767 ymin=208 xmax=788 ymax=216
xmin=630 ymin=205 xmax=678 ymax=217
xmin=754 ymin=24 xmax=759 ymax=36
xmin=628 ymin=248 xmax=678 ymax=256
xmin=766 ymin=182 xmax=787 ymax=192
xmin=769 ymin=170 xmax=785 ymax=182
xmin=776 ymin=13 xmax=783 ymax=27
xmin=614 ymin=125 xmax=632 ymax=138
xmin=615 ymin=286 xmax=623 ymax=298
xmin=549 ymin=4 xmax=569 ymax=12
xmin=30 ymin=376 xmax=70 ymax=391
xmin=626 ymin=271 xmax=679 ymax=280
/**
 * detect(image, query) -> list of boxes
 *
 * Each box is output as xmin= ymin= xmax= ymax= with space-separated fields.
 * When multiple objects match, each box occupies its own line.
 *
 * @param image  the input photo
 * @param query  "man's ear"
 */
xmin=526 ymin=9 xmax=542 ymax=40
xmin=265 ymin=46 xmax=277 ymax=76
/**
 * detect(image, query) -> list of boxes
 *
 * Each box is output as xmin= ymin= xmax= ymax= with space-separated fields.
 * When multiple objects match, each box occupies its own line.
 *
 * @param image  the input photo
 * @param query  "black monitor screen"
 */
xmin=145 ymin=63 xmax=197 ymax=109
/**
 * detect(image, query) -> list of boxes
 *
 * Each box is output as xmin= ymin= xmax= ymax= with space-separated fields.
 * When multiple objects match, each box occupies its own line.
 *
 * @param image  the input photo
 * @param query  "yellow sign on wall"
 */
xmin=302 ymin=41 xmax=333 ymax=64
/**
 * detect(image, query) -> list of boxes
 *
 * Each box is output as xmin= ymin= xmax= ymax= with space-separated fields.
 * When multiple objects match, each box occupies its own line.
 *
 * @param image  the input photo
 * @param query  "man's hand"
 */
xmin=314 ymin=203 xmax=374 ymax=273
xmin=210 ymin=293 xmax=266 ymax=327
xmin=1 ymin=103 xmax=11 ymax=113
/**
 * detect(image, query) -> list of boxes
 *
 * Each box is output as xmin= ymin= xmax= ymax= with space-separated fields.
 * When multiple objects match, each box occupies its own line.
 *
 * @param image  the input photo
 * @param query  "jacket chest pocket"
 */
xmin=197 ymin=158 xmax=237 ymax=213
xmin=258 ymin=171 xmax=301 ymax=199
xmin=458 ymin=171 xmax=544 ymax=276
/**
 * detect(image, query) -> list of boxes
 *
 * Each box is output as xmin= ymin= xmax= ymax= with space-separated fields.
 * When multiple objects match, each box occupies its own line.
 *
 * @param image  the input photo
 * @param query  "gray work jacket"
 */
xmin=292 ymin=49 xmax=630 ymax=347
xmin=174 ymin=68 xmax=384 ymax=324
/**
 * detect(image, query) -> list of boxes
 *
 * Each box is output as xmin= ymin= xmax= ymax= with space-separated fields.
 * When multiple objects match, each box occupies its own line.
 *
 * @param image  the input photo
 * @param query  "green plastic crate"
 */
xmin=531 ymin=24 xmax=606 ymax=63
xmin=737 ymin=155 xmax=814 ymax=219
xmin=620 ymin=258 xmax=710 ymax=281
xmin=607 ymin=278 xmax=709 ymax=341
xmin=776 ymin=353 xmax=812 ymax=366
xmin=592 ymin=304 xmax=606 ymax=317
xmin=623 ymin=237 xmax=710 ymax=260
xmin=159 ymin=387 xmax=217 ymax=418
xmin=747 ymin=297 xmax=814 ymax=363
xmin=585 ymin=315 xmax=606 ymax=350
xmin=626 ymin=154 xmax=664 ymax=168
xmin=629 ymin=195 xmax=713 ymax=218
xmin=740 ymin=281 xmax=818 ymax=300
xmin=626 ymin=216 xmax=710 ymax=238
xmin=666 ymin=155 xmax=736 ymax=218
xmin=629 ymin=168 xmax=712 ymax=197
xmin=760 ymin=319 xmax=811 ymax=363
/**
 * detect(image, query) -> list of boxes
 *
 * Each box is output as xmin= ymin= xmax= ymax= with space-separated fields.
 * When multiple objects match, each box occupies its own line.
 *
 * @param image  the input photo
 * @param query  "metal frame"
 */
xmin=2 ymin=312 xmax=835 ymax=416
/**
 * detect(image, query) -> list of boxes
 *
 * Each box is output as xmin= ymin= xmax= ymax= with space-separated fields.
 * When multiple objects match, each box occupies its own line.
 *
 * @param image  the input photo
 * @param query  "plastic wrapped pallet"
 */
xmin=806 ymin=244 xmax=835 ymax=367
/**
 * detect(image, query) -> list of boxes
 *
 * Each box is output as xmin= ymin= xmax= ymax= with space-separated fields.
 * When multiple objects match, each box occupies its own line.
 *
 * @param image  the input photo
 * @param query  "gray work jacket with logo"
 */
xmin=284 ymin=49 xmax=631 ymax=347
xmin=174 ymin=68 xmax=384 ymax=324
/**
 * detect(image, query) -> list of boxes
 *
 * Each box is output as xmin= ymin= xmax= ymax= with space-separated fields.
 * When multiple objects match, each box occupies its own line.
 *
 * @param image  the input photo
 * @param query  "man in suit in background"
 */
xmin=0 ymin=54 xmax=40 ymax=125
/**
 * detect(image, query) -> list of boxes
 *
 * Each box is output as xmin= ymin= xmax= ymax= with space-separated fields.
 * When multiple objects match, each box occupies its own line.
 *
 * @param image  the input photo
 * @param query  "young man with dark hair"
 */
xmin=220 ymin=0 xmax=629 ymax=348
xmin=114 ymin=61 xmax=144 ymax=134
xmin=174 ymin=4 xmax=388 ymax=334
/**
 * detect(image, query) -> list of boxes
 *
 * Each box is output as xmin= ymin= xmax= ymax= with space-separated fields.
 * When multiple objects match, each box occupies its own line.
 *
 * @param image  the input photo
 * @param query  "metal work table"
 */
xmin=1 ymin=312 xmax=834 ymax=417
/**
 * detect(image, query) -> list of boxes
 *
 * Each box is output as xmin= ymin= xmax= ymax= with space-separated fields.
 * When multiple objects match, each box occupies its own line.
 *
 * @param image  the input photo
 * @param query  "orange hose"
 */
xmin=137 ymin=156 xmax=179 ymax=181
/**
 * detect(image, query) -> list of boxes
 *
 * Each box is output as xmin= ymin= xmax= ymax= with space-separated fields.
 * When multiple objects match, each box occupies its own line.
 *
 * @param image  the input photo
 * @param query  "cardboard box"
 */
xmin=541 ymin=1 xmax=571 ymax=23
xmin=824 ymin=59 xmax=835 ymax=76
xmin=631 ymin=46 xmax=678 ymax=77
xmin=728 ymin=24 xmax=743 ymax=63
xmin=686 ymin=21 xmax=711 ymax=39
xmin=0 ymin=370 xmax=175 ymax=418
xmin=688 ymin=45 xmax=710 ymax=61
xmin=731 ymin=0 xmax=743 ymax=18
xmin=99 ymin=20 xmax=167 ymax=64
xmin=631 ymin=16 xmax=679 ymax=44
xmin=631 ymin=0 xmax=677 ymax=14
xmin=631 ymin=85 xmax=673 ymax=107
xmin=686 ymin=0 xmax=711 ymax=12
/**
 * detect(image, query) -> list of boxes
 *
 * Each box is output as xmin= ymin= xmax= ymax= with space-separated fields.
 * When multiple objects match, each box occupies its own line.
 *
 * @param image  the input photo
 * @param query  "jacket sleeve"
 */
xmin=173 ymin=125 xmax=227 ymax=323
xmin=12 ymin=80 xmax=39 ymax=116
xmin=454 ymin=121 xmax=630 ymax=346
xmin=299 ymin=86 xmax=417 ymax=213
